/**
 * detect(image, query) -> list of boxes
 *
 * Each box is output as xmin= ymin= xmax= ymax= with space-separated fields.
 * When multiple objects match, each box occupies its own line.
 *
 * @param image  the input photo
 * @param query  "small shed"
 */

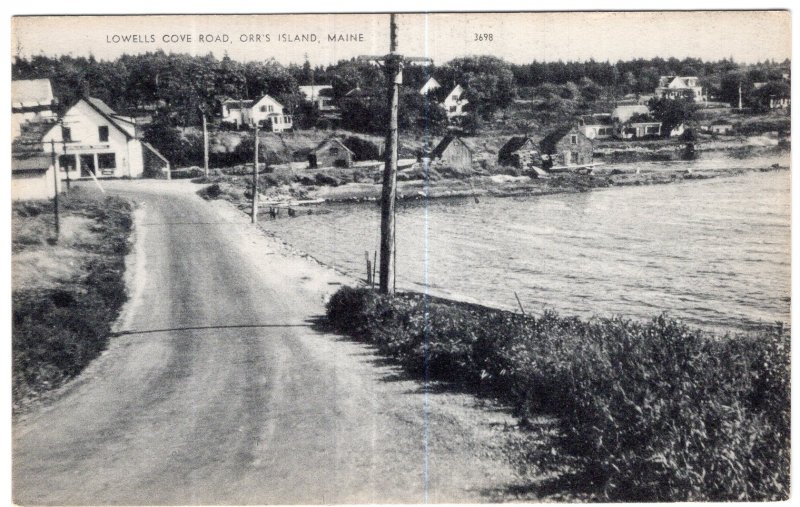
xmin=709 ymin=120 xmax=734 ymax=135
xmin=12 ymin=153 xmax=59 ymax=201
xmin=308 ymin=138 xmax=354 ymax=168
xmin=430 ymin=135 xmax=473 ymax=172
xmin=539 ymin=125 xmax=593 ymax=169
xmin=498 ymin=136 xmax=540 ymax=168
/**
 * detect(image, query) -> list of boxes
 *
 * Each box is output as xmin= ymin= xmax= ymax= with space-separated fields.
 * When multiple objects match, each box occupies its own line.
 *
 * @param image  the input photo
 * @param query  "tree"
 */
xmin=441 ymin=56 xmax=516 ymax=118
xmin=647 ymin=97 xmax=699 ymax=138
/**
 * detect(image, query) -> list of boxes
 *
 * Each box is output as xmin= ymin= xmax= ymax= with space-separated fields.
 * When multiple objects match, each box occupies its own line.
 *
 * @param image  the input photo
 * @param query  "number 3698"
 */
xmin=474 ymin=33 xmax=494 ymax=42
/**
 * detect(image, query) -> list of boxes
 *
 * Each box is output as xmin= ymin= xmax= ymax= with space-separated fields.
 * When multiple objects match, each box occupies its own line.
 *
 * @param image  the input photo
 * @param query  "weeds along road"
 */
xmin=13 ymin=179 xmax=533 ymax=505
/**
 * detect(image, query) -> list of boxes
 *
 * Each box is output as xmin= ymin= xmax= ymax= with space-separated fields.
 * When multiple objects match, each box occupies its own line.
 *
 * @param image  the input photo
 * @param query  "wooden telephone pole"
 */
xmin=361 ymin=14 xmax=431 ymax=294
xmin=202 ymin=111 xmax=209 ymax=178
xmin=49 ymin=140 xmax=60 ymax=236
xmin=252 ymin=124 xmax=259 ymax=223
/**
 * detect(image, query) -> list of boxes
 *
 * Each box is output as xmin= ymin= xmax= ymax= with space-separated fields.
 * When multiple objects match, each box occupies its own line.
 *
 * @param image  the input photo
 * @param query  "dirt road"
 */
xmin=13 ymin=180 xmax=537 ymax=505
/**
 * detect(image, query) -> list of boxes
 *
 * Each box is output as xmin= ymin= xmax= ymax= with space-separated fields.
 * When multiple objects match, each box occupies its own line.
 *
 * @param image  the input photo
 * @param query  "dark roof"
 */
xmin=580 ymin=115 xmax=613 ymax=126
xmin=539 ymin=125 xmax=582 ymax=154
xmin=498 ymin=136 xmax=536 ymax=159
xmin=12 ymin=152 xmax=51 ymax=172
xmin=431 ymin=135 xmax=472 ymax=158
xmin=314 ymin=137 xmax=354 ymax=155
xmin=12 ymin=121 xmax=57 ymax=152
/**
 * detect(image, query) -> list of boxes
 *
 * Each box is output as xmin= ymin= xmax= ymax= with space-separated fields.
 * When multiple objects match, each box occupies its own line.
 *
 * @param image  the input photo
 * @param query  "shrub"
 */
xmin=325 ymin=287 xmax=789 ymax=501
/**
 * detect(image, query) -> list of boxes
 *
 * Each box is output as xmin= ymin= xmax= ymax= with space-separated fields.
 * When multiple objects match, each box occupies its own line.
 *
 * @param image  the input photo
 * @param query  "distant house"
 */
xmin=308 ymin=138 xmax=354 ymax=168
xmin=498 ymin=136 xmax=540 ymax=168
xmin=419 ymin=77 xmax=441 ymax=95
xmin=250 ymin=94 xmax=293 ymax=132
xmin=220 ymin=99 xmax=254 ymax=128
xmin=12 ymin=152 xmax=60 ymax=201
xmin=616 ymin=121 xmax=662 ymax=139
xmin=441 ymin=84 xmax=469 ymax=119
xmin=709 ymin=119 xmax=734 ymax=135
xmin=41 ymin=97 xmax=169 ymax=179
xmin=299 ymin=85 xmax=337 ymax=111
xmin=611 ymin=105 xmax=650 ymax=123
xmin=655 ymin=76 xmax=705 ymax=102
xmin=12 ymin=79 xmax=57 ymax=138
xmin=578 ymin=114 xmax=615 ymax=140
xmin=769 ymin=95 xmax=791 ymax=109
xmin=539 ymin=126 xmax=593 ymax=169
xmin=220 ymin=94 xmax=293 ymax=132
xmin=430 ymin=135 xmax=473 ymax=171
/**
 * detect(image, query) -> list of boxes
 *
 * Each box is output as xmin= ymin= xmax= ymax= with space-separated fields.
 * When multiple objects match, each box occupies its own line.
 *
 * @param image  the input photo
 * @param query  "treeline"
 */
xmin=12 ymin=52 xmax=790 ymax=129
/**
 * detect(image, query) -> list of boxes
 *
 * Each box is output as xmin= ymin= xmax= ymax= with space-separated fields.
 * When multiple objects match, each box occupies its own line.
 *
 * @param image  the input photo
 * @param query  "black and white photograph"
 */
xmin=8 ymin=8 xmax=792 ymax=504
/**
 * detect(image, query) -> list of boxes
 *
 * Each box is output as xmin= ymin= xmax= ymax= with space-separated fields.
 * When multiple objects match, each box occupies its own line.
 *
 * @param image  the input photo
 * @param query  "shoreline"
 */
xmin=231 ymin=169 xmax=789 ymax=335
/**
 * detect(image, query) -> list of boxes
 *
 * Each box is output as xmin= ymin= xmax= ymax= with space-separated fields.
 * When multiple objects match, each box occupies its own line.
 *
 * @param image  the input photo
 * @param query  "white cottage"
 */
xmin=12 ymin=152 xmax=60 ymax=201
xmin=11 ymin=79 xmax=57 ymax=138
xmin=442 ymin=84 xmax=469 ymax=119
xmin=250 ymin=94 xmax=293 ymax=132
xmin=42 ymin=97 xmax=169 ymax=179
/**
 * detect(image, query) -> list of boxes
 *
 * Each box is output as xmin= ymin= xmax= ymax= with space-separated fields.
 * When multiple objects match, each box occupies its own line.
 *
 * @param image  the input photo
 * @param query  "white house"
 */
xmin=250 ymin=94 xmax=293 ymax=132
xmin=442 ymin=84 xmax=469 ymax=118
xmin=578 ymin=114 xmax=614 ymax=140
xmin=298 ymin=85 xmax=336 ymax=111
xmin=12 ymin=79 xmax=57 ymax=138
xmin=12 ymin=152 xmax=60 ymax=201
xmin=221 ymin=94 xmax=293 ymax=132
xmin=655 ymin=76 xmax=705 ymax=102
xmin=42 ymin=97 xmax=169 ymax=179
xmin=419 ymin=77 xmax=441 ymax=95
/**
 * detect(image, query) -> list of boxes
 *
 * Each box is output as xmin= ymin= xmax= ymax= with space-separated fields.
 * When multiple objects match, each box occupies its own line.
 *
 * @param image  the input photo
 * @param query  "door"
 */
xmin=80 ymin=154 xmax=96 ymax=177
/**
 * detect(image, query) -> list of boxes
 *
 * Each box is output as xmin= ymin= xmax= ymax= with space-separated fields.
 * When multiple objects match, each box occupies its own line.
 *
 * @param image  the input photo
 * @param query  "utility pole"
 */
xmin=202 ymin=110 xmax=209 ymax=178
xmin=252 ymin=124 xmax=259 ymax=223
xmin=738 ymin=82 xmax=743 ymax=110
xmin=61 ymin=142 xmax=70 ymax=192
xmin=360 ymin=14 xmax=432 ymax=295
xmin=49 ymin=140 xmax=60 ymax=237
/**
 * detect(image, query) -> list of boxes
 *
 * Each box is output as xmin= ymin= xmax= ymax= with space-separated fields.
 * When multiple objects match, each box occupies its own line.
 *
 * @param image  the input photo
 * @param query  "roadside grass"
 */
xmin=326 ymin=286 xmax=789 ymax=501
xmin=12 ymin=188 xmax=134 ymax=410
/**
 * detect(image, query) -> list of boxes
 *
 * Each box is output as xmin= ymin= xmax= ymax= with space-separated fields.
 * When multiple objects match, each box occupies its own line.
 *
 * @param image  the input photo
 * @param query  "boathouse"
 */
xmin=430 ymin=135 xmax=473 ymax=172
xmin=308 ymin=138 xmax=354 ymax=168
xmin=539 ymin=125 xmax=593 ymax=169
xmin=498 ymin=136 xmax=540 ymax=168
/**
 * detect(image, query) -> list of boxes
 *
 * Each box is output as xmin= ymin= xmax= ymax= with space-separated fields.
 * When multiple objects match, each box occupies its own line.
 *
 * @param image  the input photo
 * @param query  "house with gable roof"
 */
xmin=655 ymin=76 xmax=705 ymax=102
xmin=41 ymin=97 xmax=169 ymax=179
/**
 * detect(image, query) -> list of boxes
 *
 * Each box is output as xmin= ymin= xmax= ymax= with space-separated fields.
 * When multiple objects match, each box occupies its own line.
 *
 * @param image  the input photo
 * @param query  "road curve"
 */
xmin=13 ymin=180 xmax=529 ymax=505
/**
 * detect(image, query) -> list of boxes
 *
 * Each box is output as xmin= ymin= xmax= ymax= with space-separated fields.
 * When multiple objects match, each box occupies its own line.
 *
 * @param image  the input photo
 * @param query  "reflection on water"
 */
xmin=263 ymin=165 xmax=790 ymax=332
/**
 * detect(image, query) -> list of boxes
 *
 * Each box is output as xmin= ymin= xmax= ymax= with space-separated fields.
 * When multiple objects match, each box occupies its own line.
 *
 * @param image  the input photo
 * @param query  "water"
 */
xmin=263 ymin=161 xmax=790 ymax=333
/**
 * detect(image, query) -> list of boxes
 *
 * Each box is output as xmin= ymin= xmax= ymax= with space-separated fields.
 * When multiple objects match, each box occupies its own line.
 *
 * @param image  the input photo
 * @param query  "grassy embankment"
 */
xmin=12 ymin=188 xmax=133 ymax=411
xmin=326 ymin=287 xmax=789 ymax=502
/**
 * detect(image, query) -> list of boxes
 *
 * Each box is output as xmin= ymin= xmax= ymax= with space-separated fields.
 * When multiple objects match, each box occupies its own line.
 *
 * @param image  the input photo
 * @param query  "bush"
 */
xmin=325 ymin=287 xmax=789 ymax=501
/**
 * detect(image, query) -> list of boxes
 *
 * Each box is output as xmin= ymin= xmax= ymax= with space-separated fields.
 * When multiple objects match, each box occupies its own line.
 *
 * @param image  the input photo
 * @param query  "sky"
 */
xmin=10 ymin=11 xmax=792 ymax=67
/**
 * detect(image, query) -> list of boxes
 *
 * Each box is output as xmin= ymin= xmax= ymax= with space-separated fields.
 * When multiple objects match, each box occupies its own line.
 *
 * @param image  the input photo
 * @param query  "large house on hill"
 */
xmin=655 ymin=76 xmax=705 ymax=102
xmin=220 ymin=94 xmax=293 ymax=132
xmin=299 ymin=85 xmax=337 ymax=111
xmin=41 ymin=97 xmax=169 ymax=179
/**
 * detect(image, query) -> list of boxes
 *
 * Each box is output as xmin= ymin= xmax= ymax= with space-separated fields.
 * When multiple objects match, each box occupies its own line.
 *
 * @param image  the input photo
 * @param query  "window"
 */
xmin=449 ymin=106 xmax=457 ymax=113
xmin=260 ymin=106 xmax=268 ymax=112
xmin=98 ymin=153 xmax=116 ymax=169
xmin=329 ymin=147 xmax=339 ymax=155
xmin=570 ymin=135 xmax=578 ymax=145
xmin=268 ymin=105 xmax=274 ymax=112
xmin=98 ymin=126 xmax=109 ymax=142
xmin=58 ymin=154 xmax=77 ymax=172
xmin=61 ymin=126 xmax=72 ymax=142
